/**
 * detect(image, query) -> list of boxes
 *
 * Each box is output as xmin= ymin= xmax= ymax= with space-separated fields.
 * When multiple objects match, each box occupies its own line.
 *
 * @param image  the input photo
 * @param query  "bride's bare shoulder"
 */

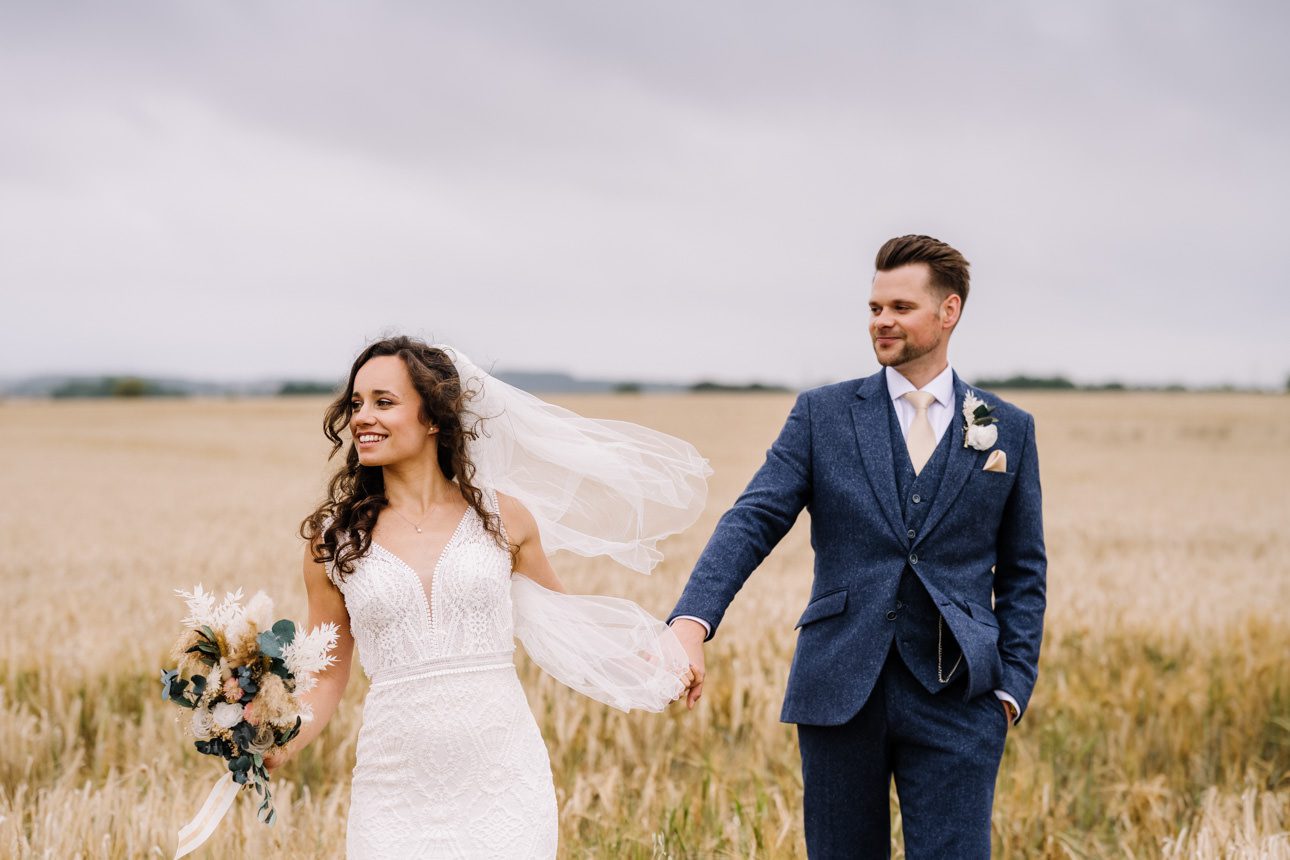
xmin=494 ymin=491 xmax=539 ymax=544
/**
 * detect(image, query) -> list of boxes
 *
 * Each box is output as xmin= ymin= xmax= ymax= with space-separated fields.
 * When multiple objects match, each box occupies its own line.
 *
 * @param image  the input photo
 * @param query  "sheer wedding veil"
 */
xmin=440 ymin=345 xmax=712 ymax=574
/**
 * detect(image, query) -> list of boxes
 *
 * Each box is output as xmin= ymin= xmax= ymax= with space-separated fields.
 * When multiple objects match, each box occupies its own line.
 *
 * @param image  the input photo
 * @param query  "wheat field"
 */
xmin=1 ymin=391 xmax=1287 ymax=859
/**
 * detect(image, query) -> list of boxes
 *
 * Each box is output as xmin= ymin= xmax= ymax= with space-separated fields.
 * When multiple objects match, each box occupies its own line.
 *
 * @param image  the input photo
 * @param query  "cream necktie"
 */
xmin=902 ymin=390 xmax=937 ymax=475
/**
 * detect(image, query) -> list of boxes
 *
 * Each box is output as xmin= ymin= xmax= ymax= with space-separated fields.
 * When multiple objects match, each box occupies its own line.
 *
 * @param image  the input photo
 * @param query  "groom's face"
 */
xmin=868 ymin=263 xmax=957 ymax=368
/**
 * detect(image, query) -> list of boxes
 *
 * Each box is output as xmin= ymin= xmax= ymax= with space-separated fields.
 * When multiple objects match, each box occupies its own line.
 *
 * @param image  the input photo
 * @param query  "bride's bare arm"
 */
xmin=497 ymin=492 xmax=566 ymax=594
xmin=265 ymin=541 xmax=356 ymax=772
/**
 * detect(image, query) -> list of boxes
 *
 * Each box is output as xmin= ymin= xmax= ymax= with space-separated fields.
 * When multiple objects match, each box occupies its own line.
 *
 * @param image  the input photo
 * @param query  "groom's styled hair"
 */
xmin=875 ymin=234 xmax=971 ymax=308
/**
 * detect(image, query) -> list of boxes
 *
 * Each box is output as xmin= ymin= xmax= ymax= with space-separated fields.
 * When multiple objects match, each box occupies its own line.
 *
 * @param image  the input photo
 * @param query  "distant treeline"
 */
xmin=612 ymin=381 xmax=790 ymax=394
xmin=687 ymin=381 xmax=792 ymax=393
xmin=975 ymin=375 xmax=1202 ymax=392
xmin=39 ymin=377 xmax=338 ymax=398
xmin=51 ymin=377 xmax=186 ymax=398
xmin=278 ymin=381 xmax=339 ymax=396
xmin=10 ymin=373 xmax=1286 ymax=399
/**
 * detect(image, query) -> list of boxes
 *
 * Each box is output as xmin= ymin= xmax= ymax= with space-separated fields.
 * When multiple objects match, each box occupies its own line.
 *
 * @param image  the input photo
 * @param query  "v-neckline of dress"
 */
xmin=371 ymin=506 xmax=474 ymax=628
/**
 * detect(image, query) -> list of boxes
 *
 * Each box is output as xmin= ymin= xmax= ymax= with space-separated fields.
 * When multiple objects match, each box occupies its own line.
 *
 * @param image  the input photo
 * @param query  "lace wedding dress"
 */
xmin=327 ymin=490 xmax=686 ymax=858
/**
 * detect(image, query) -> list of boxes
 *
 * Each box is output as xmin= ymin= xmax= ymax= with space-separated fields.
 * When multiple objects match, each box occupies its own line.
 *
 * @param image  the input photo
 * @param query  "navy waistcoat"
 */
xmin=887 ymin=395 xmax=964 ymax=693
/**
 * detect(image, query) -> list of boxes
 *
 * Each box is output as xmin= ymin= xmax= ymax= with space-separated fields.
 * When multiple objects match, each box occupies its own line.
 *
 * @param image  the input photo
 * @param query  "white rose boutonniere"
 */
xmin=962 ymin=391 xmax=999 ymax=451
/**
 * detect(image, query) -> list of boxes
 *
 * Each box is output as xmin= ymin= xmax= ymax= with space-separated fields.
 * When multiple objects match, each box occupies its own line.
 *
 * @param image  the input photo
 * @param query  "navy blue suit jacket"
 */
xmin=670 ymin=369 xmax=1047 ymax=726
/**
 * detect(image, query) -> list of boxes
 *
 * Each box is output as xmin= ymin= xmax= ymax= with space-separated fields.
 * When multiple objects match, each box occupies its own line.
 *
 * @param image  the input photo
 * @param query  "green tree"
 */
xmin=111 ymin=377 xmax=150 ymax=397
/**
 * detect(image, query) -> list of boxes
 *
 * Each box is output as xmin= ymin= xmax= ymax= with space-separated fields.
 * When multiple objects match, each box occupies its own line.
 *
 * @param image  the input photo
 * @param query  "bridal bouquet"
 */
xmin=162 ymin=585 xmax=338 ymax=858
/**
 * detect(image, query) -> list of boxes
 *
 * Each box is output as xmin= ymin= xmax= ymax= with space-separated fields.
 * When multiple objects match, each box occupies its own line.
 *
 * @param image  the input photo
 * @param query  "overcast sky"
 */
xmin=2 ymin=1 xmax=1287 ymax=388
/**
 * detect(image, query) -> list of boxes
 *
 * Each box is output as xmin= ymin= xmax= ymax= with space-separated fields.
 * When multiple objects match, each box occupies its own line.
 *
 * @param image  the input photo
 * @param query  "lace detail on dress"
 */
xmin=327 ymin=492 xmax=516 ymax=679
xmin=326 ymin=493 xmax=557 ymax=858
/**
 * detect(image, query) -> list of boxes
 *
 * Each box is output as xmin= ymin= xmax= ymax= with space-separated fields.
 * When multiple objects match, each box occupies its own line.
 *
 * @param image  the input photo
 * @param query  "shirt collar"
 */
xmin=885 ymin=364 xmax=955 ymax=408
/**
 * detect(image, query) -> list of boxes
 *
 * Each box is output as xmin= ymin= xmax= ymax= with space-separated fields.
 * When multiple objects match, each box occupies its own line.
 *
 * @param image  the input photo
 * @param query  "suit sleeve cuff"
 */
xmin=671 ymin=615 xmax=712 ymax=636
xmin=994 ymin=690 xmax=1021 ymax=724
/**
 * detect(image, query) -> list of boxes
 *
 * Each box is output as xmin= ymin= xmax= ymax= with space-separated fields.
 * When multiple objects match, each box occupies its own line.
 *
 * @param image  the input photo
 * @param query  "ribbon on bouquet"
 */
xmin=174 ymin=772 xmax=242 ymax=859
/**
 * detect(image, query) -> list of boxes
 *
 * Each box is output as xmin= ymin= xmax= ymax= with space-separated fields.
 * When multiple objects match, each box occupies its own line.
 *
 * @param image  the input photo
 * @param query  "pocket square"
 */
xmin=983 ymin=449 xmax=1007 ymax=473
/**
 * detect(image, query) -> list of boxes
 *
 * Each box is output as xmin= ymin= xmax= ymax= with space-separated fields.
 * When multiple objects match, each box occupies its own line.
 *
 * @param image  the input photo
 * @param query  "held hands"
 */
xmin=669 ymin=618 xmax=708 ymax=710
xmin=675 ymin=665 xmax=696 ymax=700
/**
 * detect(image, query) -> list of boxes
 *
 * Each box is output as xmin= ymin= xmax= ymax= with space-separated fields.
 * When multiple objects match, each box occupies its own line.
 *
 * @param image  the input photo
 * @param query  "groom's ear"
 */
xmin=940 ymin=292 xmax=962 ymax=330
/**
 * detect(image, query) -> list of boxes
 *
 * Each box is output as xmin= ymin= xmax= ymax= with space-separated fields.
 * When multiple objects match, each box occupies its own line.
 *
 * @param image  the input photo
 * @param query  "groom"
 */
xmin=669 ymin=235 xmax=1046 ymax=858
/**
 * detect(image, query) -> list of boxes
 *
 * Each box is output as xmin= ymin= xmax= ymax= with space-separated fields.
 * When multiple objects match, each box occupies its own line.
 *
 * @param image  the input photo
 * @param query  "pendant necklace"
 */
xmin=389 ymin=505 xmax=430 ymax=534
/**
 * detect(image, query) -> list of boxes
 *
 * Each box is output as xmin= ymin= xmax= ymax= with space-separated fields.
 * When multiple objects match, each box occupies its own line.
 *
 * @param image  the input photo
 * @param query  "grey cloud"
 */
xmin=2 ymin=1 xmax=1287 ymax=387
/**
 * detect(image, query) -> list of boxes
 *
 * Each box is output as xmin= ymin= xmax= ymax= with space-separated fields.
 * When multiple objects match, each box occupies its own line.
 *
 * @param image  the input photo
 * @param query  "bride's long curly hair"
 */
xmin=300 ymin=336 xmax=510 ymax=580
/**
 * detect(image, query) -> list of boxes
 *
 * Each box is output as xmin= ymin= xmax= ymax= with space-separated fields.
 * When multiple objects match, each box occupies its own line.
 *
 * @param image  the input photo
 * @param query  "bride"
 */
xmin=264 ymin=336 xmax=707 ymax=858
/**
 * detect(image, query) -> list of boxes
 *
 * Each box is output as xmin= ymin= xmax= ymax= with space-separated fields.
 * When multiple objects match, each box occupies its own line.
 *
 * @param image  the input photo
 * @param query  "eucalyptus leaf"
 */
xmin=197 ymin=737 xmax=233 ymax=759
xmin=232 ymin=722 xmax=257 ymax=750
xmin=277 ymin=716 xmax=302 ymax=745
xmin=166 ymin=676 xmax=193 ymax=705
xmin=257 ymin=630 xmax=283 ymax=659
xmin=271 ymin=619 xmax=297 ymax=646
xmin=160 ymin=669 xmax=179 ymax=700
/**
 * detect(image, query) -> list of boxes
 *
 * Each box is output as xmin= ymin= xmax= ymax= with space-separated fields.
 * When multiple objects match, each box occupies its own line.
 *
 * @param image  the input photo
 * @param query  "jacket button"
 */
xmin=912 ymin=494 xmax=922 ymax=504
xmin=886 ymin=610 xmax=898 ymax=621
xmin=909 ymin=553 xmax=919 ymax=564
xmin=907 ymin=529 xmax=916 ymax=540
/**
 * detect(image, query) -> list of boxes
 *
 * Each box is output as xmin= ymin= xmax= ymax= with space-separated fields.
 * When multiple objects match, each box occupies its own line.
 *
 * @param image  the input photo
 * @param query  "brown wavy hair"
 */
xmin=300 ymin=336 xmax=511 ymax=580
xmin=874 ymin=234 xmax=971 ymax=308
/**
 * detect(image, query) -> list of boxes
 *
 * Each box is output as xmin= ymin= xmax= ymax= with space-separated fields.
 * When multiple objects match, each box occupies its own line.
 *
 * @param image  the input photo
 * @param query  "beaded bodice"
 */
xmin=327 ymin=492 xmax=515 ymax=678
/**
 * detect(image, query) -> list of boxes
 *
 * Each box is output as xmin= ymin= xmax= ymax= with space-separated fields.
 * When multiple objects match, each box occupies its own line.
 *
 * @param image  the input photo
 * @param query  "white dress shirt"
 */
xmin=675 ymin=363 xmax=1020 ymax=722
xmin=885 ymin=365 xmax=955 ymax=445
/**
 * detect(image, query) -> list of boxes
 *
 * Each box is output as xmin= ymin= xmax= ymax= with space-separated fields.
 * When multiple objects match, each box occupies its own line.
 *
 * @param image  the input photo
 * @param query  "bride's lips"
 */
xmin=355 ymin=433 xmax=388 ymax=447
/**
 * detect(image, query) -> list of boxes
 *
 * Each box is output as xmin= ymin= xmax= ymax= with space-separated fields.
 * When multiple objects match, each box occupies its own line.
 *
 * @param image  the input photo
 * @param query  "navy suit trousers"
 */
xmin=797 ymin=645 xmax=1009 ymax=859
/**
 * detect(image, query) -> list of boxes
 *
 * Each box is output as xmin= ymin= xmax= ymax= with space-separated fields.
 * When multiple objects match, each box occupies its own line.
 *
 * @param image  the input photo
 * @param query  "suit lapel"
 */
xmin=916 ymin=373 xmax=979 ymax=542
xmin=851 ymin=372 xmax=906 ymax=544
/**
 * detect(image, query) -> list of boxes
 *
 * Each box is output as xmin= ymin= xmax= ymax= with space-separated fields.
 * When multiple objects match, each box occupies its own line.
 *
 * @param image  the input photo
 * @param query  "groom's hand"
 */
xmin=670 ymin=618 xmax=707 ymax=710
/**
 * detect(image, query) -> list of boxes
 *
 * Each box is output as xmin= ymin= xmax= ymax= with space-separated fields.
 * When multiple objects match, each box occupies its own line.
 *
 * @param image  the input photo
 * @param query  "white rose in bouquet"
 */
xmin=211 ymin=701 xmax=244 ymax=730
xmin=190 ymin=706 xmax=216 ymax=740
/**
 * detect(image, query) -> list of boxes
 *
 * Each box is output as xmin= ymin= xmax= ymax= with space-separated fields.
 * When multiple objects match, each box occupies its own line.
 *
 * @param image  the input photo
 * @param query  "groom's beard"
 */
xmin=872 ymin=331 xmax=941 ymax=367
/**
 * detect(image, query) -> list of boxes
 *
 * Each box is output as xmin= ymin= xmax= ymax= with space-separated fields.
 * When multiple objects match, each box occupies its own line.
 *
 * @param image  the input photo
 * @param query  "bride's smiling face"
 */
xmin=349 ymin=355 xmax=439 ymax=467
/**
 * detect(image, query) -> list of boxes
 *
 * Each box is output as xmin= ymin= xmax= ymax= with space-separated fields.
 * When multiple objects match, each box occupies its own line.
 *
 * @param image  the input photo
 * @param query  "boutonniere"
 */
xmin=961 ymin=391 xmax=999 ymax=451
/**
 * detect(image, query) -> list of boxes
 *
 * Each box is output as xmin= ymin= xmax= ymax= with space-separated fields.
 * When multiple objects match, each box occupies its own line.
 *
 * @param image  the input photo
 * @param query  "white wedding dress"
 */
xmin=326 ymin=490 xmax=686 ymax=859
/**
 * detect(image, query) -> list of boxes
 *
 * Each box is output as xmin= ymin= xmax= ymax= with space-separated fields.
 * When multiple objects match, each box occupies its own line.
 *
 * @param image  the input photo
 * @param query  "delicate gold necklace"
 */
xmin=388 ymin=505 xmax=430 ymax=534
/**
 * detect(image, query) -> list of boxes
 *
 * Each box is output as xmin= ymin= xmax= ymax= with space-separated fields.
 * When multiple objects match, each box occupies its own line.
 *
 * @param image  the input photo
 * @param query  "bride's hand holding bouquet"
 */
xmin=161 ymin=585 xmax=339 ymax=858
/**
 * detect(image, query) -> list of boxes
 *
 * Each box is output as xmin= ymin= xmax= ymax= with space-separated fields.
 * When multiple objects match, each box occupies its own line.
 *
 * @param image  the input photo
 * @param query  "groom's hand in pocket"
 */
xmin=670 ymin=618 xmax=707 ymax=710
xmin=1001 ymin=699 xmax=1017 ymax=728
